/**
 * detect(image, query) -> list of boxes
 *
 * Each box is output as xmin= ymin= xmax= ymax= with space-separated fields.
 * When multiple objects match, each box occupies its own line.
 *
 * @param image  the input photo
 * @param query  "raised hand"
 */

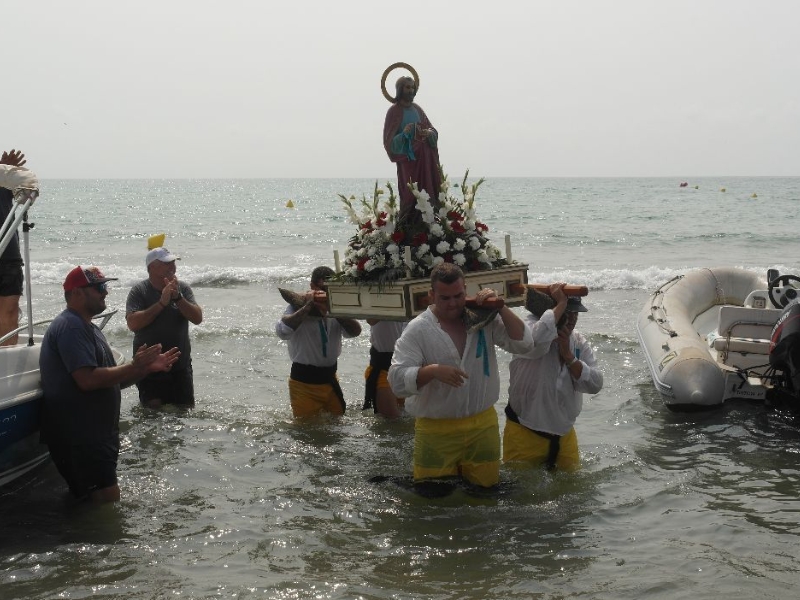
xmin=0 ymin=149 xmax=26 ymax=167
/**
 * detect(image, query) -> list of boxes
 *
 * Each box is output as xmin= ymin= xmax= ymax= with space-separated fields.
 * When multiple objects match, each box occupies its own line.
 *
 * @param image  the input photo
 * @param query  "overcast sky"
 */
xmin=4 ymin=1 xmax=798 ymax=179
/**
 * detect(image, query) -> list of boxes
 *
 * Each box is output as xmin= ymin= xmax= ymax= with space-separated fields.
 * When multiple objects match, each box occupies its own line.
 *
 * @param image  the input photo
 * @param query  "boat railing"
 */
xmin=0 ymin=309 xmax=120 ymax=346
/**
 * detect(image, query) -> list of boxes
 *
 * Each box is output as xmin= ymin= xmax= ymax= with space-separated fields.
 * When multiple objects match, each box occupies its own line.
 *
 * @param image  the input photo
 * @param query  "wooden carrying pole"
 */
xmin=509 ymin=283 xmax=589 ymax=297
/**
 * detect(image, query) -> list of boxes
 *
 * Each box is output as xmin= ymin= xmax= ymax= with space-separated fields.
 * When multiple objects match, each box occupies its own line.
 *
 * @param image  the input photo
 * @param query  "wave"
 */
xmin=28 ymin=260 xmax=799 ymax=295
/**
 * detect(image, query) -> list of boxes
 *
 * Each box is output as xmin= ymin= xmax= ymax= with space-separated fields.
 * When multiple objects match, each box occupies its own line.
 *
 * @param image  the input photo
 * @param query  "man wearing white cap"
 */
xmin=126 ymin=246 xmax=203 ymax=408
xmin=40 ymin=265 xmax=180 ymax=503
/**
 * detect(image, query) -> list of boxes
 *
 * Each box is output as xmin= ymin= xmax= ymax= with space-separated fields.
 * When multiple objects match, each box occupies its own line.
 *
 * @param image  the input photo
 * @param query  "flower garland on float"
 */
xmin=336 ymin=169 xmax=508 ymax=288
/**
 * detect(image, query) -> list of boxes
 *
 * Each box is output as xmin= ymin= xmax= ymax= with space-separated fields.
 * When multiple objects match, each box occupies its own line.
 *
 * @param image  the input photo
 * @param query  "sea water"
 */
xmin=1 ymin=177 xmax=799 ymax=599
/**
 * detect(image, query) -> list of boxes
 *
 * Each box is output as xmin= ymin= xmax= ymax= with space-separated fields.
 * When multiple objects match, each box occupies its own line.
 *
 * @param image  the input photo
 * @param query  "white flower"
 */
xmin=420 ymin=210 xmax=436 ymax=225
xmin=453 ymin=238 xmax=466 ymax=251
xmin=464 ymin=218 xmax=476 ymax=231
xmin=386 ymin=243 xmax=399 ymax=255
xmin=431 ymin=256 xmax=444 ymax=266
xmin=416 ymin=243 xmax=430 ymax=258
xmin=429 ymin=223 xmax=444 ymax=237
xmin=477 ymin=250 xmax=491 ymax=263
xmin=453 ymin=253 xmax=466 ymax=266
xmin=365 ymin=259 xmax=377 ymax=271
xmin=436 ymin=240 xmax=450 ymax=254
xmin=469 ymin=236 xmax=481 ymax=250
xmin=345 ymin=206 xmax=360 ymax=224
xmin=391 ymin=255 xmax=403 ymax=268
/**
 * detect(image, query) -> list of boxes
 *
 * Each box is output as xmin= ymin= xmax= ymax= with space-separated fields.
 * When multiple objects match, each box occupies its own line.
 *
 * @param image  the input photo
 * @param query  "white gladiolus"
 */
xmin=345 ymin=207 xmax=359 ymax=224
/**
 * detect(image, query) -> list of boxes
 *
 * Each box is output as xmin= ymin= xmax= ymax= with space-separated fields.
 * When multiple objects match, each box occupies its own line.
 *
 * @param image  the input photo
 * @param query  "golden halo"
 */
xmin=381 ymin=62 xmax=419 ymax=103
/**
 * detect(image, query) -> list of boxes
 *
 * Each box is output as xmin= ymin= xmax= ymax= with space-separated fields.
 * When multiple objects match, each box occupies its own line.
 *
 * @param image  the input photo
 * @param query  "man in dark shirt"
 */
xmin=40 ymin=265 xmax=180 ymax=503
xmin=126 ymin=246 xmax=203 ymax=408
xmin=0 ymin=149 xmax=28 ymax=345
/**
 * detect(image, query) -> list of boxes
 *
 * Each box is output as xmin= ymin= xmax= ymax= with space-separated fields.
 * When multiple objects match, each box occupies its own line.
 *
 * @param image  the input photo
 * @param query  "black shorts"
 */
xmin=136 ymin=367 xmax=195 ymax=406
xmin=47 ymin=439 xmax=119 ymax=499
xmin=0 ymin=262 xmax=23 ymax=297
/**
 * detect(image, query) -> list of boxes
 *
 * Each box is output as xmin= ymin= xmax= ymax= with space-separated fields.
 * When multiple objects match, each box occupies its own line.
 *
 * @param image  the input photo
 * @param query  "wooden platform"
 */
xmin=325 ymin=264 xmax=529 ymax=321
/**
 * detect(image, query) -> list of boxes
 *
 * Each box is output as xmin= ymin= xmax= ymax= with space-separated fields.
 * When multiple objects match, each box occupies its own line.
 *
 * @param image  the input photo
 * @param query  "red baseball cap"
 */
xmin=63 ymin=266 xmax=118 ymax=292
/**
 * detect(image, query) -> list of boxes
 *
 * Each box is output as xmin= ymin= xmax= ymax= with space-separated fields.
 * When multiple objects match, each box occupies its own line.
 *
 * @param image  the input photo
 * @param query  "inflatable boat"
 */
xmin=636 ymin=267 xmax=799 ymax=411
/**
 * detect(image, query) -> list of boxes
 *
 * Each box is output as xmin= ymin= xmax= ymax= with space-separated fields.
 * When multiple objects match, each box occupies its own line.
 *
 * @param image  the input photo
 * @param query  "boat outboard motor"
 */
xmin=767 ymin=301 xmax=800 ymax=406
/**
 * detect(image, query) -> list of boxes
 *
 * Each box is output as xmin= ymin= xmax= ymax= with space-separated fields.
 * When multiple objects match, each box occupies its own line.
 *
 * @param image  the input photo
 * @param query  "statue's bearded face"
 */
xmin=396 ymin=78 xmax=416 ymax=102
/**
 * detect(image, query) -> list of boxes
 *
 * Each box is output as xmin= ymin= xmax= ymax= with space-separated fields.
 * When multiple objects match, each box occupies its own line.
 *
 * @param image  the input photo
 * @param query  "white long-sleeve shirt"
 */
xmin=388 ymin=307 xmax=534 ymax=419
xmin=275 ymin=305 xmax=355 ymax=367
xmin=369 ymin=320 xmax=406 ymax=352
xmin=508 ymin=311 xmax=603 ymax=436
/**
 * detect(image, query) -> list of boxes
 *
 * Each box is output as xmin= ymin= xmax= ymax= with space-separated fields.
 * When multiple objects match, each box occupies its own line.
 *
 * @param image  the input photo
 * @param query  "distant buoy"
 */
xmin=751 ymin=193 xmax=758 ymax=198
xmin=286 ymin=200 xmax=295 ymax=208
xmin=720 ymin=188 xmax=726 ymax=193
xmin=679 ymin=182 xmax=688 ymax=187
xmin=148 ymin=233 xmax=166 ymax=250
xmin=694 ymin=185 xmax=699 ymax=189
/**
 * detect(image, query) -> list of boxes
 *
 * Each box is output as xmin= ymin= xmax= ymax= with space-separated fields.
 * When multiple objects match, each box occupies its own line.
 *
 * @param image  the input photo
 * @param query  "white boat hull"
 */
xmin=636 ymin=267 xmax=782 ymax=410
xmin=0 ymin=336 xmax=49 ymax=486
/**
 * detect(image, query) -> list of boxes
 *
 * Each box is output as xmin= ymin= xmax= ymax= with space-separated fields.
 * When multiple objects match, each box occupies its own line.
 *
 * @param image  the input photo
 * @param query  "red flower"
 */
xmin=443 ymin=253 xmax=454 ymax=263
xmin=412 ymin=232 xmax=429 ymax=245
xmin=451 ymin=221 xmax=466 ymax=234
xmin=357 ymin=257 xmax=369 ymax=271
xmin=361 ymin=220 xmax=372 ymax=230
xmin=391 ymin=231 xmax=405 ymax=243
xmin=476 ymin=222 xmax=489 ymax=233
xmin=375 ymin=217 xmax=386 ymax=227
xmin=447 ymin=210 xmax=463 ymax=221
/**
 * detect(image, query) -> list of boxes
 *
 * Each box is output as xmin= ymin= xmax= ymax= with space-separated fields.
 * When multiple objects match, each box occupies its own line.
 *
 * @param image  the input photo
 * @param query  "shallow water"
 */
xmin=2 ymin=177 xmax=799 ymax=599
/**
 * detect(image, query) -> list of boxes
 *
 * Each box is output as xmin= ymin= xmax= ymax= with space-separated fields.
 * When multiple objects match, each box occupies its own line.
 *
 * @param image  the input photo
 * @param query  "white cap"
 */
xmin=146 ymin=247 xmax=180 ymax=267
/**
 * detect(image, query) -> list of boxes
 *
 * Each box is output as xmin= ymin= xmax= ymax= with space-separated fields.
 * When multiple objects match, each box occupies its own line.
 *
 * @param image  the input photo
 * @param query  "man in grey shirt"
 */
xmin=126 ymin=246 xmax=203 ymax=408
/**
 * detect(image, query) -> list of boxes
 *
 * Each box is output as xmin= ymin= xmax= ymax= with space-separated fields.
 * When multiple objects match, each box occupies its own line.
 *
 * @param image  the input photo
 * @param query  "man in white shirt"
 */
xmin=504 ymin=284 xmax=604 ymax=471
xmin=275 ymin=266 xmax=362 ymax=418
xmin=388 ymin=263 xmax=533 ymax=488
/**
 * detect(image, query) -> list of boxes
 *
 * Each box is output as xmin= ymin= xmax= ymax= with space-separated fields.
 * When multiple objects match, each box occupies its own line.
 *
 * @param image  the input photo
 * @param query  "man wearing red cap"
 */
xmin=40 ymin=266 xmax=180 ymax=503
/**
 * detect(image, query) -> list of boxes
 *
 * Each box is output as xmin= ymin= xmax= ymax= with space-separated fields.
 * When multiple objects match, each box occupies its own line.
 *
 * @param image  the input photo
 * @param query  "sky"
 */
xmin=4 ymin=1 xmax=799 ymax=179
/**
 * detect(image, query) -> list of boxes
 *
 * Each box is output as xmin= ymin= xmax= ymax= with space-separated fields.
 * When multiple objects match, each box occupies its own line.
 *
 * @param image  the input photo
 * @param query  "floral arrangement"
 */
xmin=336 ymin=170 xmax=509 ymax=287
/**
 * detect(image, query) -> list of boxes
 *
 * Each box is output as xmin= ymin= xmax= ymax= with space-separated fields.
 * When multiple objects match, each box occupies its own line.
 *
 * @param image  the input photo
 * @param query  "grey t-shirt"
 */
xmin=126 ymin=279 xmax=195 ymax=371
